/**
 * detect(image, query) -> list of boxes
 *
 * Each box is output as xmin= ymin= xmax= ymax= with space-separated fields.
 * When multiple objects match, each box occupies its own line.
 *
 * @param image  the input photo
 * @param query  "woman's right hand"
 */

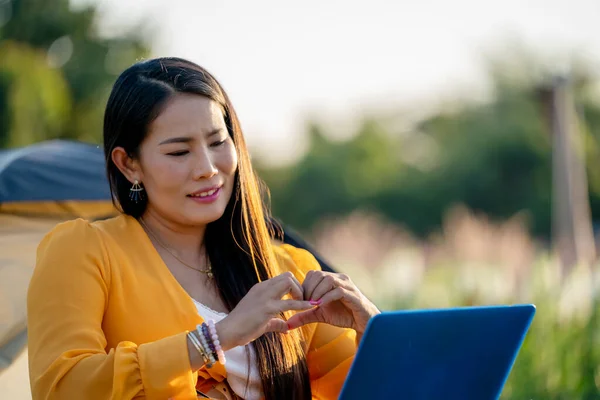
xmin=215 ymin=272 xmax=313 ymax=351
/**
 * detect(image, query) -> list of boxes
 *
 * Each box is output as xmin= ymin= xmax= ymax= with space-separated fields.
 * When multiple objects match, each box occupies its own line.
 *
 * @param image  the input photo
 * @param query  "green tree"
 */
xmin=0 ymin=0 xmax=149 ymax=148
xmin=261 ymin=120 xmax=402 ymax=232
xmin=259 ymin=51 xmax=600 ymax=240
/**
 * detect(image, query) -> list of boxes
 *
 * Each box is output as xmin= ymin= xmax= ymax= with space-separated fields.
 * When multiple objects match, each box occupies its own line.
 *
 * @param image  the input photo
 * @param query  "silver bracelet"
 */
xmin=187 ymin=331 xmax=212 ymax=368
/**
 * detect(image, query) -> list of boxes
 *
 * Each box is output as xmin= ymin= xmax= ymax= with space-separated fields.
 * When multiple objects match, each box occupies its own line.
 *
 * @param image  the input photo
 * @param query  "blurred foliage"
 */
xmin=399 ymin=262 xmax=600 ymax=400
xmin=501 ymin=298 xmax=600 ymax=400
xmin=317 ymin=210 xmax=600 ymax=399
xmin=400 ymin=263 xmax=600 ymax=400
xmin=259 ymin=54 xmax=600 ymax=240
xmin=0 ymin=0 xmax=149 ymax=148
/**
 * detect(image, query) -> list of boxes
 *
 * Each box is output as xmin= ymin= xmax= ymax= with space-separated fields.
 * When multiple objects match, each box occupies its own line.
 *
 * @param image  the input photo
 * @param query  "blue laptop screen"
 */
xmin=339 ymin=304 xmax=535 ymax=400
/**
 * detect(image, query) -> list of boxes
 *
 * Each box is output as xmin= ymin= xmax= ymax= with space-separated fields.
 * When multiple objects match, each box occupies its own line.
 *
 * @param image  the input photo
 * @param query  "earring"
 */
xmin=129 ymin=180 xmax=145 ymax=203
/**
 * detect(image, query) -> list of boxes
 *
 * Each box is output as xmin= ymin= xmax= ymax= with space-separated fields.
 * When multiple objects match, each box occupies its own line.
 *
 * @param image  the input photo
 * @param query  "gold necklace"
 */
xmin=139 ymin=218 xmax=214 ymax=278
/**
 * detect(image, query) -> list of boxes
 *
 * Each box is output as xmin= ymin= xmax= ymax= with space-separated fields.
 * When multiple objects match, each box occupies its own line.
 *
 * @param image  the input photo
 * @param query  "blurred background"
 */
xmin=1 ymin=0 xmax=600 ymax=398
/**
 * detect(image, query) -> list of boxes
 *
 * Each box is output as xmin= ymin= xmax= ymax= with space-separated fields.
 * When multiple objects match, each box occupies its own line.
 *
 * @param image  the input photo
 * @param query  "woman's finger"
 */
xmin=319 ymin=286 xmax=363 ymax=313
xmin=309 ymin=274 xmax=338 ymax=302
xmin=287 ymin=288 xmax=346 ymax=331
xmin=276 ymin=299 xmax=315 ymax=312
xmin=286 ymin=307 xmax=323 ymax=330
xmin=289 ymin=275 xmax=304 ymax=301
xmin=302 ymin=270 xmax=326 ymax=301
xmin=272 ymin=272 xmax=303 ymax=301
xmin=317 ymin=286 xmax=347 ymax=305
xmin=264 ymin=318 xmax=289 ymax=333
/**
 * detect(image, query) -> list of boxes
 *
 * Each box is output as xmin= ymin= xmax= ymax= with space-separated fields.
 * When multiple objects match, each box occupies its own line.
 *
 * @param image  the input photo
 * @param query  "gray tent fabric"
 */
xmin=0 ymin=328 xmax=27 ymax=370
xmin=0 ymin=140 xmax=111 ymax=203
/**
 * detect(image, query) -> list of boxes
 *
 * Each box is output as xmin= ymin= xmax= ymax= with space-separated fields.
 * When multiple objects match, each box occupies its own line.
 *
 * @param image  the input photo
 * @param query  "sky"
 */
xmin=81 ymin=0 xmax=600 ymax=164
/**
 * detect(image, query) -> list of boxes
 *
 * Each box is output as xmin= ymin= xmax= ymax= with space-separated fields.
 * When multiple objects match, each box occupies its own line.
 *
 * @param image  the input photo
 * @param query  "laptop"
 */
xmin=339 ymin=304 xmax=535 ymax=400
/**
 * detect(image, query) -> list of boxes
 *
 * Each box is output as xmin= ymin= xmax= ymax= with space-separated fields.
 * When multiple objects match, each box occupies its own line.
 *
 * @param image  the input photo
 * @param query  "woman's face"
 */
xmin=134 ymin=93 xmax=238 ymax=227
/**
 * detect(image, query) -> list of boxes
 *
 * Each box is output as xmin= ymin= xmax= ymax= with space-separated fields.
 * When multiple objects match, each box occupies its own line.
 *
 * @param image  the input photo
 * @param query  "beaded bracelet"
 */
xmin=196 ymin=324 xmax=217 ymax=366
xmin=206 ymin=319 xmax=226 ymax=365
xmin=196 ymin=320 xmax=226 ymax=366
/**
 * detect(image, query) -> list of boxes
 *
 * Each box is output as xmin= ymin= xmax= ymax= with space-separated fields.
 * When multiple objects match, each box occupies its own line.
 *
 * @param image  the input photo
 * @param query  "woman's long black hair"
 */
xmin=103 ymin=57 xmax=311 ymax=400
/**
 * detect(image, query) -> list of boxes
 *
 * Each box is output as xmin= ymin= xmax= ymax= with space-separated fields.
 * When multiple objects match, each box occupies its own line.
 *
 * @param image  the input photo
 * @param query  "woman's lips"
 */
xmin=187 ymin=187 xmax=221 ymax=203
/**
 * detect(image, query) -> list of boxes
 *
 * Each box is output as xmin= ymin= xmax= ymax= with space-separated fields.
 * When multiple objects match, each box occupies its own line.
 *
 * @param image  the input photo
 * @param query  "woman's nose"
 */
xmin=193 ymin=151 xmax=218 ymax=179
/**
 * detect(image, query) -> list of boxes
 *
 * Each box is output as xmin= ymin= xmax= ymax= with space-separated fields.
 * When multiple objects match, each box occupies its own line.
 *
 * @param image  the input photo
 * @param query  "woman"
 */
xmin=27 ymin=57 xmax=380 ymax=400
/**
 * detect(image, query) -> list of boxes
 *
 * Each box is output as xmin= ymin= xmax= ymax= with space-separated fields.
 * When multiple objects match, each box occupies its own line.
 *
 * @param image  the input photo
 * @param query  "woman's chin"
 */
xmin=180 ymin=208 xmax=226 ymax=226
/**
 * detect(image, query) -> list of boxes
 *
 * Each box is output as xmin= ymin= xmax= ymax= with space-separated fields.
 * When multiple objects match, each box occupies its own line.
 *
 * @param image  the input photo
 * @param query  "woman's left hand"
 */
xmin=285 ymin=270 xmax=380 ymax=335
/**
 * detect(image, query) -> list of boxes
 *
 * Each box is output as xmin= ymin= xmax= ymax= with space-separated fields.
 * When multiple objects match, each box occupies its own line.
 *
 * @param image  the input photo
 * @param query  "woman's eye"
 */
xmin=167 ymin=150 xmax=189 ymax=156
xmin=211 ymin=139 xmax=226 ymax=147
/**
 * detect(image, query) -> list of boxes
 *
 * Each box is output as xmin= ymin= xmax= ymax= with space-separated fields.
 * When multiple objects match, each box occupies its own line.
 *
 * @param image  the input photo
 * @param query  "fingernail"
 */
xmin=310 ymin=299 xmax=321 ymax=305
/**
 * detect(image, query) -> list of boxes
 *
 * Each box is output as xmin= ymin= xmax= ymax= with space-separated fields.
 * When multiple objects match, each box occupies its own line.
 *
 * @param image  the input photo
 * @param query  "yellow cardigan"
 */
xmin=27 ymin=214 xmax=356 ymax=400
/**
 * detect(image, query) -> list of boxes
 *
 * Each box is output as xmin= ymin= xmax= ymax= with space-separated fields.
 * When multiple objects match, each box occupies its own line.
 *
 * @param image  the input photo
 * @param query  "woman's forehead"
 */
xmin=148 ymin=93 xmax=226 ymax=141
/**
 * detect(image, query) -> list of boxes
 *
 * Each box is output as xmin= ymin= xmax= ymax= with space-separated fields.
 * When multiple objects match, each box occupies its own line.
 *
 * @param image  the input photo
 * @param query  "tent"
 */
xmin=0 ymin=139 xmax=332 ymax=397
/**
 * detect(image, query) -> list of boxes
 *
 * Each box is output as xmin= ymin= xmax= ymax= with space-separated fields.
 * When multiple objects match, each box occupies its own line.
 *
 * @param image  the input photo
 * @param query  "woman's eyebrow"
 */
xmin=206 ymin=128 xmax=224 ymax=137
xmin=159 ymin=136 xmax=193 ymax=145
xmin=159 ymin=129 xmax=223 ymax=145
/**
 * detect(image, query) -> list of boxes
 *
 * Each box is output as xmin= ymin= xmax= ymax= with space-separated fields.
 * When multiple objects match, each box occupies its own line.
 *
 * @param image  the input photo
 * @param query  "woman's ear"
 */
xmin=111 ymin=147 xmax=142 ymax=184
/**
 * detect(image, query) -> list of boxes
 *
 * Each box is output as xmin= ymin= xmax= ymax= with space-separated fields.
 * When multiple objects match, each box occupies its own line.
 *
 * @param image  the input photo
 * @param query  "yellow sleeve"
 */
xmin=26 ymin=219 xmax=197 ymax=400
xmin=277 ymin=244 xmax=357 ymax=400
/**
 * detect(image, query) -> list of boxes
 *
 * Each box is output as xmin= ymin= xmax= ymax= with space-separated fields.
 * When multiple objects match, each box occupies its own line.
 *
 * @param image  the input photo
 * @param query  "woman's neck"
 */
xmin=139 ymin=209 xmax=207 ymax=259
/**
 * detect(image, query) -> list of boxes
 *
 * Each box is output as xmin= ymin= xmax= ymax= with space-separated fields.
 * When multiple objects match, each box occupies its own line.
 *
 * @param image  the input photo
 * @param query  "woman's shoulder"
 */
xmin=34 ymin=215 xmax=134 ymax=284
xmin=37 ymin=215 xmax=128 ymax=259
xmin=40 ymin=218 xmax=100 ymax=247
xmin=272 ymin=242 xmax=322 ymax=280
xmin=36 ymin=218 xmax=104 ymax=266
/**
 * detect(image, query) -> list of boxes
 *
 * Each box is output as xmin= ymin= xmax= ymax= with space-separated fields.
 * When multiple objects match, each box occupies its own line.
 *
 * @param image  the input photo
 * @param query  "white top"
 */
xmin=192 ymin=299 xmax=263 ymax=400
